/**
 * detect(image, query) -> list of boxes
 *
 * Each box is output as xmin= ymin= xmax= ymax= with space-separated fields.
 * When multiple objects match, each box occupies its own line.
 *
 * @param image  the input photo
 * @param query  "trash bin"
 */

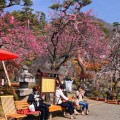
xmin=65 ymin=80 xmax=73 ymax=92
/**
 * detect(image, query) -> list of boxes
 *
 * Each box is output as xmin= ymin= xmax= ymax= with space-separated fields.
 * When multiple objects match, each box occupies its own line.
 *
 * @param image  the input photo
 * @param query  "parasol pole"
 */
xmin=2 ymin=61 xmax=14 ymax=95
xmin=2 ymin=61 xmax=11 ymax=86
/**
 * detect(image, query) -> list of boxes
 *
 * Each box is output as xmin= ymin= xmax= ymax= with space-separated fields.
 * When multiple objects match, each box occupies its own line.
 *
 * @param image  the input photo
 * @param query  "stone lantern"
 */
xmin=16 ymin=65 xmax=35 ymax=98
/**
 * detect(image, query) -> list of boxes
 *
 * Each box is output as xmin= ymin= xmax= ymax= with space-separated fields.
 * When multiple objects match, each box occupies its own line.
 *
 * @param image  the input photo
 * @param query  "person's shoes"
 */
xmin=73 ymin=114 xmax=77 ymax=119
xmin=70 ymin=114 xmax=77 ymax=119
xmin=81 ymin=111 xmax=85 ymax=115
xmin=74 ymin=109 xmax=80 ymax=115
xmin=86 ymin=110 xmax=89 ymax=115
xmin=70 ymin=115 xmax=74 ymax=119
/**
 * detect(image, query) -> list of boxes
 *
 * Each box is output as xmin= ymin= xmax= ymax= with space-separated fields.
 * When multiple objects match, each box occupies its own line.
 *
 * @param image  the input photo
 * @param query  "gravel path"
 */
xmin=4 ymin=99 xmax=118 ymax=120
xmin=52 ymin=101 xmax=120 ymax=120
xmin=2 ymin=98 xmax=120 ymax=120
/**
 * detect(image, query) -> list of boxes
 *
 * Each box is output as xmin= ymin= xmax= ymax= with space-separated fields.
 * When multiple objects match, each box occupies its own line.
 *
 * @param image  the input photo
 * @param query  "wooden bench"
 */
xmin=15 ymin=101 xmax=40 ymax=115
xmin=0 ymin=96 xmax=27 ymax=120
xmin=15 ymin=101 xmax=66 ymax=119
xmin=15 ymin=95 xmax=82 ymax=119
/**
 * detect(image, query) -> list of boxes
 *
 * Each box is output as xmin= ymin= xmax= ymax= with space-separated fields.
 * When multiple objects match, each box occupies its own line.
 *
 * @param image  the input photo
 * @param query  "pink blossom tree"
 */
xmin=42 ymin=0 xmax=110 ymax=70
xmin=0 ymin=13 xmax=46 ymax=65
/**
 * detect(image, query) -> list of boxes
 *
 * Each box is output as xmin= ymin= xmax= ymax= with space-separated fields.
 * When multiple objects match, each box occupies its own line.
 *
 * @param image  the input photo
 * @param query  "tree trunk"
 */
xmin=77 ymin=50 xmax=86 ymax=75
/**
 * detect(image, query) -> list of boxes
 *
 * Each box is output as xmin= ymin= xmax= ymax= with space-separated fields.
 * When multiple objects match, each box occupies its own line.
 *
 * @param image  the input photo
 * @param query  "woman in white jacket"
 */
xmin=55 ymin=85 xmax=78 ymax=119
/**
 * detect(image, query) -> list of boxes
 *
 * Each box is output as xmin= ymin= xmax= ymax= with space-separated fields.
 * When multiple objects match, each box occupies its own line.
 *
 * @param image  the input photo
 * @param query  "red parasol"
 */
xmin=0 ymin=49 xmax=18 ymax=60
xmin=0 ymin=49 xmax=18 ymax=88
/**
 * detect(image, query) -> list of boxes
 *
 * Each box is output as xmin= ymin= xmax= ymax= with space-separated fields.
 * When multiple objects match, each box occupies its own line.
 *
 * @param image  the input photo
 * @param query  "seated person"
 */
xmin=55 ymin=84 xmax=79 ymax=119
xmin=75 ymin=87 xmax=89 ymax=115
xmin=27 ymin=86 xmax=50 ymax=120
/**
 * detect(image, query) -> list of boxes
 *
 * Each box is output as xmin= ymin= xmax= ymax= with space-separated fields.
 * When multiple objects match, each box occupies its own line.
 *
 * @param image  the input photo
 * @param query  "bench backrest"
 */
xmin=15 ymin=101 xmax=29 ymax=110
xmin=0 ymin=95 xmax=17 ymax=115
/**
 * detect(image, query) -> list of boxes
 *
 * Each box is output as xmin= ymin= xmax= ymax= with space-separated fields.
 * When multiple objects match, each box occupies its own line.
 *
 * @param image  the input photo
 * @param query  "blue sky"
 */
xmin=4 ymin=0 xmax=120 ymax=24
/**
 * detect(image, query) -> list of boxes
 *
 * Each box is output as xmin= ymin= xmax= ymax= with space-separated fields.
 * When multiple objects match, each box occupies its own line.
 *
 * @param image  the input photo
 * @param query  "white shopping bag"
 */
xmin=29 ymin=104 xmax=35 ymax=112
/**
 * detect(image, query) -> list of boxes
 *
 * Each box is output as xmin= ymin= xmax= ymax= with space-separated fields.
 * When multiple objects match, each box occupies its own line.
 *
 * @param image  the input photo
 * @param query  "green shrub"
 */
xmin=117 ymin=94 xmax=120 ymax=99
xmin=25 ymin=61 xmax=32 ymax=66
xmin=73 ymin=78 xmax=81 ymax=86
xmin=93 ymin=90 xmax=101 ymax=97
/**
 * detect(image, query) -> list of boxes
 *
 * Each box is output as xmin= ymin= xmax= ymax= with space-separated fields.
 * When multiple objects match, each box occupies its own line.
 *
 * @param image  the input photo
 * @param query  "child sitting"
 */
xmin=75 ymin=87 xmax=89 ymax=115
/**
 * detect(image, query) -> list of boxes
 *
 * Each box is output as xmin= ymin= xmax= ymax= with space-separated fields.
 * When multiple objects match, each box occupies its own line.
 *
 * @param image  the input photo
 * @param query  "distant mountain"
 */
xmin=90 ymin=16 xmax=113 ymax=36
xmin=98 ymin=19 xmax=113 ymax=32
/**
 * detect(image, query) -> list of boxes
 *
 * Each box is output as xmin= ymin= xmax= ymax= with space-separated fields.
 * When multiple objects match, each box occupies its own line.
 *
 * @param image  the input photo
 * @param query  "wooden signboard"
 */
xmin=41 ymin=77 xmax=56 ymax=93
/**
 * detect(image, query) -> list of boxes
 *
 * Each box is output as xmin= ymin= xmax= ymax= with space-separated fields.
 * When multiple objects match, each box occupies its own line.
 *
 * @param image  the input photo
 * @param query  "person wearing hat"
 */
xmin=27 ymin=86 xmax=50 ymax=120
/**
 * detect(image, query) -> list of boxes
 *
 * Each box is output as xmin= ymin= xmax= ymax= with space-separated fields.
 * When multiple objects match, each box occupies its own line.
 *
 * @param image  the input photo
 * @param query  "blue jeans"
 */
xmin=79 ymin=101 xmax=88 ymax=110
